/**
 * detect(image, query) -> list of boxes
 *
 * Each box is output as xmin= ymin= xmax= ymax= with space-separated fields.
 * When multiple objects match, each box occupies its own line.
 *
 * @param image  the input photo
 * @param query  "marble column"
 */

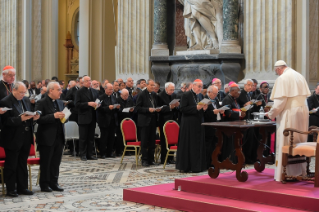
xmin=151 ymin=0 xmax=169 ymax=56
xmin=239 ymin=0 xmax=295 ymax=87
xmin=32 ymin=0 xmax=42 ymax=81
xmin=41 ymin=0 xmax=59 ymax=80
xmin=220 ymin=0 xmax=241 ymax=54
xmin=116 ymin=0 xmax=152 ymax=82
xmin=0 ymin=0 xmax=18 ymax=76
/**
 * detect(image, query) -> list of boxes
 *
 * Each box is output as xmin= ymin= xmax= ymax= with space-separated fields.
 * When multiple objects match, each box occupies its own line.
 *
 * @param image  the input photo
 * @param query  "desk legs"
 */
xmin=208 ymin=128 xmax=248 ymax=182
xmin=254 ymin=127 xmax=276 ymax=172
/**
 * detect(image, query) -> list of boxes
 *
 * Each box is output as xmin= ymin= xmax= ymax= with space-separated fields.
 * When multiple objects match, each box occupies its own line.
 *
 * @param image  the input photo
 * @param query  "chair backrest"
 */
xmin=64 ymin=121 xmax=79 ymax=140
xmin=29 ymin=136 xmax=38 ymax=158
xmin=163 ymin=120 xmax=179 ymax=148
xmin=121 ymin=118 xmax=137 ymax=144
xmin=0 ymin=146 xmax=5 ymax=159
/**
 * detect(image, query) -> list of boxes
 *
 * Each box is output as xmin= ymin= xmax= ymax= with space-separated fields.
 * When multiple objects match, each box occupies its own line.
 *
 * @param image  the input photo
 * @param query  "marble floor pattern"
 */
xmin=0 ymin=152 xmax=295 ymax=212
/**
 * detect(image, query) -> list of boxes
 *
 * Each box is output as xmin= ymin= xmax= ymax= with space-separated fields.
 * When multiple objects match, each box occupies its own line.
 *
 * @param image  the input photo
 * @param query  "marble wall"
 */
xmin=309 ymin=0 xmax=318 ymax=82
xmin=116 ymin=0 xmax=153 ymax=82
xmin=241 ymin=0 xmax=295 ymax=86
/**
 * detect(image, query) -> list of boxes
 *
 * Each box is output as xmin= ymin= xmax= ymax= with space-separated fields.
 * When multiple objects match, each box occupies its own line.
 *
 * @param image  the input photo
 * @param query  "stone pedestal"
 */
xmin=150 ymin=54 xmax=245 ymax=89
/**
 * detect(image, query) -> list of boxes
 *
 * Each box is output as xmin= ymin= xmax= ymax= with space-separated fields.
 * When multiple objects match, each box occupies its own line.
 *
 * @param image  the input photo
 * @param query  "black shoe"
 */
xmin=18 ymin=189 xmax=34 ymax=195
xmin=149 ymin=161 xmax=158 ymax=165
xmin=81 ymin=156 xmax=87 ymax=161
xmin=41 ymin=186 xmax=53 ymax=192
xmin=106 ymin=153 xmax=116 ymax=158
xmin=50 ymin=185 xmax=64 ymax=192
xmin=6 ymin=190 xmax=18 ymax=197
xmin=160 ymin=161 xmax=170 ymax=165
xmin=142 ymin=161 xmax=149 ymax=167
xmin=168 ymin=160 xmax=176 ymax=164
xmin=87 ymin=156 xmax=98 ymax=160
xmin=100 ymin=155 xmax=106 ymax=159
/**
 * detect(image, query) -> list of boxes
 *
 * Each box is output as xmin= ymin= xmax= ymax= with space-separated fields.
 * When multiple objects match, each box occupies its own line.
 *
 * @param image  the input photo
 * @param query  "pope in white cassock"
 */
xmin=266 ymin=60 xmax=311 ymax=181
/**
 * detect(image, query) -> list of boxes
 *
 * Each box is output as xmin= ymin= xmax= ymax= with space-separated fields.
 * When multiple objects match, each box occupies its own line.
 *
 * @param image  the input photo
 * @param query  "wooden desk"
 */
xmin=202 ymin=121 xmax=276 ymax=182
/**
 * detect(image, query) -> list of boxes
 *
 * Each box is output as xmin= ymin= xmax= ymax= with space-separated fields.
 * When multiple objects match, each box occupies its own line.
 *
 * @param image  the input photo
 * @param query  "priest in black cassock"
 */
xmin=307 ymin=83 xmax=319 ymax=142
xmin=203 ymin=85 xmax=224 ymax=168
xmin=176 ymin=79 xmax=207 ymax=173
xmin=158 ymin=82 xmax=179 ymax=164
xmin=221 ymin=83 xmax=246 ymax=162
xmin=212 ymin=78 xmax=225 ymax=102
xmin=236 ymin=79 xmax=261 ymax=164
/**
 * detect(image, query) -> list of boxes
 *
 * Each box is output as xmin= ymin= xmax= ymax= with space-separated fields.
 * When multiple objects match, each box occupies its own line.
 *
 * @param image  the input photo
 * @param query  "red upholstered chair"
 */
xmin=163 ymin=120 xmax=179 ymax=169
xmin=27 ymin=136 xmax=40 ymax=191
xmin=0 ymin=147 xmax=5 ymax=195
xmin=120 ymin=118 xmax=141 ymax=169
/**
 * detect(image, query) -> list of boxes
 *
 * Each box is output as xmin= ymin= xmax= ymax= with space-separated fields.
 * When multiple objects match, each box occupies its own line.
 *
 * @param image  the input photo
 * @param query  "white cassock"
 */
xmin=268 ymin=67 xmax=311 ymax=181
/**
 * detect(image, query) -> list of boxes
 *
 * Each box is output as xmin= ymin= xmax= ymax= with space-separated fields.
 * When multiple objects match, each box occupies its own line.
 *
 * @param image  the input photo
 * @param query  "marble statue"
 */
xmin=178 ymin=0 xmax=223 ymax=51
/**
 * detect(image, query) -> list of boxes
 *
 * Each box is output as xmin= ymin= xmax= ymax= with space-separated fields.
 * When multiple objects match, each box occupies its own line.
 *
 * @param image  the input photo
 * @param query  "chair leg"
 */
xmin=0 ymin=167 xmax=4 ymax=195
xmin=163 ymin=150 xmax=170 ymax=169
xmin=281 ymin=153 xmax=288 ymax=183
xmin=135 ymin=147 xmax=138 ymax=170
xmin=138 ymin=148 xmax=141 ymax=162
xmin=73 ymin=139 xmax=76 ymax=159
xmin=28 ymin=165 xmax=32 ymax=191
xmin=36 ymin=170 xmax=41 ymax=186
xmin=120 ymin=146 xmax=127 ymax=164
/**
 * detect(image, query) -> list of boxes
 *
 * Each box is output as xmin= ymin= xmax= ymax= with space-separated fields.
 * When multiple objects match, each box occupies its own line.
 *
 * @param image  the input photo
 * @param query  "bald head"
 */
xmin=104 ymin=83 xmax=113 ymax=96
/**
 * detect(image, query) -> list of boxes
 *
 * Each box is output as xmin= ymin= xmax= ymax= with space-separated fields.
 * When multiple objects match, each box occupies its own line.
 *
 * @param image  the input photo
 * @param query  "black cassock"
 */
xmin=176 ymin=90 xmax=206 ymax=172
xmin=307 ymin=92 xmax=319 ymax=142
xmin=237 ymin=89 xmax=258 ymax=164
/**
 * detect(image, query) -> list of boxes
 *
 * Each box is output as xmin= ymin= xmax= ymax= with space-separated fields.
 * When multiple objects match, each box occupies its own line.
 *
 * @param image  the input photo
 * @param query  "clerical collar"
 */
xmin=228 ymin=94 xmax=236 ymax=100
xmin=2 ymin=80 xmax=9 ymax=85
xmin=191 ymin=89 xmax=196 ymax=95
xmin=48 ymin=96 xmax=56 ymax=102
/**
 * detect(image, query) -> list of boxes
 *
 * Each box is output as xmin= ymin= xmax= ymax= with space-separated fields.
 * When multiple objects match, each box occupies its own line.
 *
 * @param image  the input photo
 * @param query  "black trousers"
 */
xmin=115 ymin=125 xmax=124 ymax=154
xmin=99 ymin=119 xmax=116 ymax=156
xmin=242 ymin=128 xmax=258 ymax=163
xmin=140 ymin=115 xmax=157 ymax=162
xmin=38 ymin=134 xmax=64 ymax=188
xmin=4 ymin=132 xmax=32 ymax=192
xmin=78 ymin=121 xmax=96 ymax=157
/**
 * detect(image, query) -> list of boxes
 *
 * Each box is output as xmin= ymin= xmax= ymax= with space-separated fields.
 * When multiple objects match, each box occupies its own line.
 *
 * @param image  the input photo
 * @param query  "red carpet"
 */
xmin=123 ymin=168 xmax=319 ymax=212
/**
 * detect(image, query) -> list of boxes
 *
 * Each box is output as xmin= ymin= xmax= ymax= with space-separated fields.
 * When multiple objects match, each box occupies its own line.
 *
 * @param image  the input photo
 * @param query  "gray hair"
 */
xmin=180 ymin=82 xmax=186 ymax=87
xmin=68 ymin=80 xmax=75 ymax=86
xmin=165 ymin=82 xmax=175 ymax=89
xmin=185 ymin=82 xmax=192 ymax=89
xmin=146 ymin=79 xmax=154 ymax=84
xmin=47 ymin=82 xmax=59 ymax=93
xmin=244 ymin=79 xmax=253 ymax=85
xmin=13 ymin=81 xmax=26 ymax=90
xmin=224 ymin=84 xmax=229 ymax=89
xmin=2 ymin=68 xmax=16 ymax=75
xmin=207 ymin=85 xmax=218 ymax=93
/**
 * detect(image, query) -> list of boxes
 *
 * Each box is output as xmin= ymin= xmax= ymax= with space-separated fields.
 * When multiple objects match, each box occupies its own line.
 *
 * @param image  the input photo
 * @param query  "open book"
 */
xmin=218 ymin=105 xmax=230 ymax=111
xmin=122 ymin=107 xmax=135 ymax=113
xmin=241 ymin=104 xmax=253 ymax=112
xmin=169 ymin=99 xmax=180 ymax=105
xmin=0 ymin=107 xmax=12 ymax=112
xmin=197 ymin=98 xmax=211 ymax=105
xmin=19 ymin=111 xmax=41 ymax=116
xmin=250 ymin=99 xmax=262 ymax=104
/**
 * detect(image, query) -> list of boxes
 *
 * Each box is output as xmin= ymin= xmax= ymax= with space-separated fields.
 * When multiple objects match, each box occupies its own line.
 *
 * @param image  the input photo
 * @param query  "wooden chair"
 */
xmin=163 ymin=120 xmax=179 ymax=169
xmin=27 ymin=136 xmax=40 ymax=191
xmin=120 ymin=118 xmax=141 ymax=169
xmin=0 ymin=147 xmax=5 ymax=195
xmin=282 ymin=127 xmax=319 ymax=187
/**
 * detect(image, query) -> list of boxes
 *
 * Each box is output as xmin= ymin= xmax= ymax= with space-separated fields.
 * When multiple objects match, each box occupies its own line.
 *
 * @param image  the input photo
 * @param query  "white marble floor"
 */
xmin=0 ymin=154 xmax=281 ymax=212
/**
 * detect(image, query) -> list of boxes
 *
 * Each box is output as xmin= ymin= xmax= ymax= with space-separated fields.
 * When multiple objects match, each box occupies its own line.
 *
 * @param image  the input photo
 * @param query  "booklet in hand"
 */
xmin=265 ymin=102 xmax=274 ymax=108
xmin=0 ymin=107 xmax=12 ymax=111
xmin=19 ymin=111 xmax=42 ymax=116
xmin=218 ymin=105 xmax=230 ymax=111
xmin=95 ymin=99 xmax=103 ymax=110
xmin=241 ymin=104 xmax=252 ymax=112
xmin=60 ymin=107 xmax=71 ymax=123
xmin=62 ymin=100 xmax=73 ymax=105
xmin=113 ymin=104 xmax=120 ymax=108
xmin=197 ymin=98 xmax=211 ymax=105
xmin=169 ymin=99 xmax=180 ymax=105
xmin=155 ymin=106 xmax=164 ymax=110
xmin=29 ymin=94 xmax=37 ymax=100
xmin=122 ymin=107 xmax=134 ymax=113
xmin=250 ymin=99 xmax=262 ymax=104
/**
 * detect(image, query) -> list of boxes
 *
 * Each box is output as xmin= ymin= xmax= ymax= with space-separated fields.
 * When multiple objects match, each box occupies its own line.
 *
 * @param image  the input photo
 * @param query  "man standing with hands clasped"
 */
xmin=35 ymin=82 xmax=66 ymax=192
xmin=136 ymin=79 xmax=161 ymax=167
xmin=0 ymin=82 xmax=40 ymax=197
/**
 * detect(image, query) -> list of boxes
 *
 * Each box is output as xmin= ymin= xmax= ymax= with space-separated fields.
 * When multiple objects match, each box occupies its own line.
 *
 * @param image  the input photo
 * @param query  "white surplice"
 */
xmin=268 ymin=67 xmax=311 ymax=181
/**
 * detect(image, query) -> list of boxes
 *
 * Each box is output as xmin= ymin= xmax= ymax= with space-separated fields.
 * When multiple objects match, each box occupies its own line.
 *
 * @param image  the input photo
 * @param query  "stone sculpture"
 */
xmin=178 ymin=0 xmax=223 ymax=51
